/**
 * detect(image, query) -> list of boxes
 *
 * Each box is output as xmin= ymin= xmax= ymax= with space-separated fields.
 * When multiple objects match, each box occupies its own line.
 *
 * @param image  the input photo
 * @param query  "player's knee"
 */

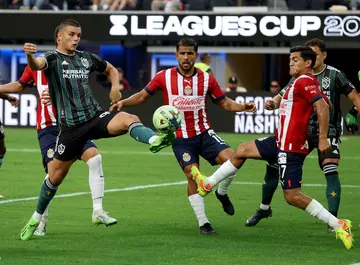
xmin=283 ymin=190 xmax=301 ymax=206
xmin=123 ymin=113 xmax=140 ymax=126
xmin=81 ymin=147 xmax=100 ymax=162
xmin=234 ymin=143 xmax=247 ymax=158
xmin=322 ymin=162 xmax=339 ymax=177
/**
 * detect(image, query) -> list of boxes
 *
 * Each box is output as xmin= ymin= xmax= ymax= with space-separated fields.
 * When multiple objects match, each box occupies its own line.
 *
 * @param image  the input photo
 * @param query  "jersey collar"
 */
xmin=176 ymin=67 xmax=198 ymax=77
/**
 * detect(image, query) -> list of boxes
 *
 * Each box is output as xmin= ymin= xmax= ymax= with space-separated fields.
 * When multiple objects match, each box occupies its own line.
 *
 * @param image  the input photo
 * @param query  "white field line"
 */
xmin=1 ymin=181 xmax=360 ymax=205
xmin=6 ymin=148 xmax=360 ymax=160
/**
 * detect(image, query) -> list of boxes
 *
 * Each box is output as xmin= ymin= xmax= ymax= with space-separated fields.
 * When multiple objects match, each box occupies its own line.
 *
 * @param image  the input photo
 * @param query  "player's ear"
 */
xmin=323 ymin=52 xmax=327 ymax=60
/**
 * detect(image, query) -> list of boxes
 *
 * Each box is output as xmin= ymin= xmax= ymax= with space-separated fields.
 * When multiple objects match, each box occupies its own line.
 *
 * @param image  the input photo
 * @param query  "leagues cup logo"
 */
xmin=81 ymin=58 xmax=90 ymax=69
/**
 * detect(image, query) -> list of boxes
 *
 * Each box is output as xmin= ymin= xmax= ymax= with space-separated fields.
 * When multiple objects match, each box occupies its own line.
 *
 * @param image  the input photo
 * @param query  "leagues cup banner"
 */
xmin=0 ymin=12 xmax=359 ymax=43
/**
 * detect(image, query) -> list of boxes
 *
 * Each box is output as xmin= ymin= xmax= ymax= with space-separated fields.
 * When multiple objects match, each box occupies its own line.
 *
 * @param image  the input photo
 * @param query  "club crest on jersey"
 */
xmin=184 ymin=85 xmax=192 ymax=95
xmin=182 ymin=152 xmax=191 ymax=162
xmin=322 ymin=77 xmax=330 ymax=89
xmin=81 ymin=58 xmax=90 ymax=69
xmin=47 ymin=148 xmax=54 ymax=158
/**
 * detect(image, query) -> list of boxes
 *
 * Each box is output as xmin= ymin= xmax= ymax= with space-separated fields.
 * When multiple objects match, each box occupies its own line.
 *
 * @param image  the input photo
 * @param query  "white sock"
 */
xmin=206 ymin=160 xmax=238 ymax=187
xmin=148 ymin=135 xmax=158 ymax=144
xmin=188 ymin=194 xmax=209 ymax=227
xmin=217 ymin=174 xmax=236 ymax=195
xmin=305 ymin=199 xmax=340 ymax=229
xmin=87 ymin=155 xmax=104 ymax=213
xmin=260 ymin=203 xmax=270 ymax=210
xmin=32 ymin=211 xmax=42 ymax=222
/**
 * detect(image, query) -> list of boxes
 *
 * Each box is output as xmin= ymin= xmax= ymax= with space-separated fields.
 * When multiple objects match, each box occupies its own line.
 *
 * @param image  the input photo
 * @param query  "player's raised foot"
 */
xmin=92 ymin=211 xmax=118 ymax=227
xmin=149 ymin=133 xmax=175 ymax=153
xmin=334 ymin=219 xmax=354 ymax=249
xmin=215 ymin=189 xmax=235 ymax=216
xmin=20 ymin=217 xmax=40 ymax=241
xmin=245 ymin=207 xmax=272 ymax=227
xmin=199 ymin=223 xmax=216 ymax=235
xmin=34 ymin=218 xmax=48 ymax=237
xmin=190 ymin=166 xmax=212 ymax=197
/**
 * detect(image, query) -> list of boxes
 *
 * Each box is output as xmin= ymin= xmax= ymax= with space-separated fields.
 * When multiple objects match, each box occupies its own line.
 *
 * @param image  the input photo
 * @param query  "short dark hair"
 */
xmin=54 ymin=25 xmax=60 ymax=46
xmin=54 ymin=19 xmax=81 ymax=47
xmin=305 ymin=38 xmax=326 ymax=52
xmin=290 ymin=46 xmax=317 ymax=68
xmin=176 ymin=38 xmax=198 ymax=53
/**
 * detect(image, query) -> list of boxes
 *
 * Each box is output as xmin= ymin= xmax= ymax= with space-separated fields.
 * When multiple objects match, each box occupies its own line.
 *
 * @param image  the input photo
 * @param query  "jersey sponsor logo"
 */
xmin=62 ymin=69 xmax=90 ymax=79
xmin=170 ymin=96 xmax=205 ymax=111
xmin=81 ymin=58 xmax=90 ymax=69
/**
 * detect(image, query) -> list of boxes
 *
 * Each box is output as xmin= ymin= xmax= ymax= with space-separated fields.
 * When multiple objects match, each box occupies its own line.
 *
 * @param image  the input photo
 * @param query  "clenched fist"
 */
xmin=24 ymin=43 xmax=38 ymax=55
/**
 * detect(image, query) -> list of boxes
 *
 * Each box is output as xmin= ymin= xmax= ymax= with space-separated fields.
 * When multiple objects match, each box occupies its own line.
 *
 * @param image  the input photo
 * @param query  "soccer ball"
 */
xmin=153 ymin=105 xmax=181 ymax=133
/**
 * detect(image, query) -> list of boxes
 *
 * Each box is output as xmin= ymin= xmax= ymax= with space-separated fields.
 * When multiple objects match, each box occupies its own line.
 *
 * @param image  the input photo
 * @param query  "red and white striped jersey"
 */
xmin=145 ymin=67 xmax=225 ymax=138
xmin=18 ymin=66 xmax=57 ymax=131
xmin=276 ymin=73 xmax=324 ymax=154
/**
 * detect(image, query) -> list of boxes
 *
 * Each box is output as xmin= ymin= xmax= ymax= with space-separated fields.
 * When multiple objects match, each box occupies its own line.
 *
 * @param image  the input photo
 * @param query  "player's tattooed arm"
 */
xmin=0 ymin=82 xmax=24 ymax=93
xmin=217 ymin=97 xmax=256 ymax=113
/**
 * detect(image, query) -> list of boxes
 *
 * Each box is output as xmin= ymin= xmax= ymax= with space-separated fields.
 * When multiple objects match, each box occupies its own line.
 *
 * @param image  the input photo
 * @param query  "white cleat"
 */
xmin=92 ymin=211 xmax=117 ymax=227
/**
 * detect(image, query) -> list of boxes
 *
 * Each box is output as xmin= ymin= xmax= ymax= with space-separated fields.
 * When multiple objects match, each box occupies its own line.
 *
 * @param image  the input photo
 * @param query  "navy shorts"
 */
xmin=254 ymin=136 xmax=278 ymax=166
xmin=38 ymin=125 xmax=97 ymax=172
xmin=172 ymin=129 xmax=230 ymax=170
xmin=278 ymin=151 xmax=306 ymax=190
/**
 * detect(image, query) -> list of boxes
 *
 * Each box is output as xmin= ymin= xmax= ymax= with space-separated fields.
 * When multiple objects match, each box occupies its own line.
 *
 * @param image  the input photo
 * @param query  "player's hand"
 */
xmin=23 ymin=43 xmax=38 ymax=55
xmin=40 ymin=88 xmax=52 ymax=106
xmin=265 ymin=99 xmax=276 ymax=110
xmin=318 ymin=137 xmax=331 ymax=154
xmin=109 ymin=86 xmax=122 ymax=104
xmin=344 ymin=112 xmax=359 ymax=134
xmin=244 ymin=102 xmax=256 ymax=113
xmin=7 ymin=96 xmax=19 ymax=107
xmin=109 ymin=101 xmax=123 ymax=112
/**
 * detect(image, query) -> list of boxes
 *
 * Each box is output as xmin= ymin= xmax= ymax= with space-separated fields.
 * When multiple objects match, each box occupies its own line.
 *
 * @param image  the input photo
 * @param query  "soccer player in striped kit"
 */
xmin=115 ymin=38 xmax=256 ymax=235
xmin=19 ymin=19 xmax=174 ymax=241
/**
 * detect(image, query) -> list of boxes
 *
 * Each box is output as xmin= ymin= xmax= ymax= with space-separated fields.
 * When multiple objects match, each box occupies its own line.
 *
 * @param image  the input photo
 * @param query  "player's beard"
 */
xmin=180 ymin=62 xmax=194 ymax=74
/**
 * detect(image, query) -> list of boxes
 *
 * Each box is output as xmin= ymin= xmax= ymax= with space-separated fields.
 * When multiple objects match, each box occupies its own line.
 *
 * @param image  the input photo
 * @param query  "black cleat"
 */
xmin=199 ymin=223 xmax=216 ymax=235
xmin=215 ymin=190 xmax=235 ymax=216
xmin=245 ymin=207 xmax=272 ymax=227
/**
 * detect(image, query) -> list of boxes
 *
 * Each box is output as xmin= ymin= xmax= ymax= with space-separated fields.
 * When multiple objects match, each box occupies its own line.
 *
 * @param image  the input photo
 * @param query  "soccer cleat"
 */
xmin=190 ymin=166 xmax=212 ymax=197
xmin=199 ymin=223 xmax=216 ymax=235
xmin=328 ymin=225 xmax=334 ymax=233
xmin=20 ymin=217 xmax=40 ymax=241
xmin=149 ymin=133 xmax=175 ymax=153
xmin=92 ymin=211 xmax=118 ymax=227
xmin=245 ymin=208 xmax=272 ymax=227
xmin=215 ymin=189 xmax=235 ymax=216
xmin=334 ymin=219 xmax=354 ymax=249
xmin=34 ymin=218 xmax=48 ymax=237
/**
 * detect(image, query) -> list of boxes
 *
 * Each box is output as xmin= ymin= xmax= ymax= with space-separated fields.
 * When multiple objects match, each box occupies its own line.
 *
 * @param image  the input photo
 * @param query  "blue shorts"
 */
xmin=254 ymin=136 xmax=278 ymax=166
xmin=172 ymin=129 xmax=230 ymax=170
xmin=278 ymin=151 xmax=306 ymax=190
xmin=38 ymin=126 xmax=97 ymax=173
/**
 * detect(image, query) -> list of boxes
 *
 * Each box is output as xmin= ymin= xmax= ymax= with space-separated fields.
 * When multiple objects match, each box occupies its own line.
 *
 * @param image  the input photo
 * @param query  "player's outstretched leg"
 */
xmin=215 ymin=174 xmax=235 ymax=216
xmin=245 ymin=163 xmax=278 ymax=227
